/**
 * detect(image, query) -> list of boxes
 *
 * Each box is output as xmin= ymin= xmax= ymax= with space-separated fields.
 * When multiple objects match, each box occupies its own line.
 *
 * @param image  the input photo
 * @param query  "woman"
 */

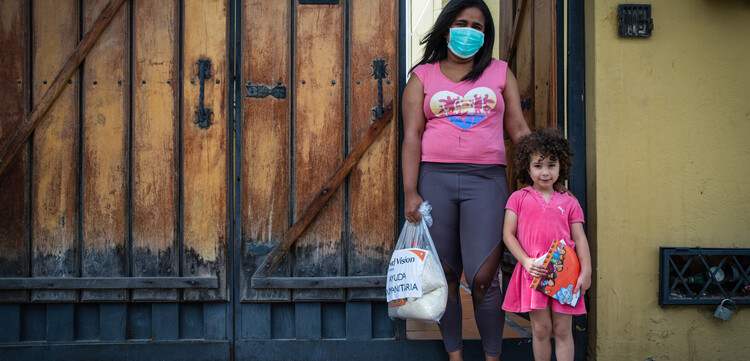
xmin=401 ymin=1 xmax=530 ymax=360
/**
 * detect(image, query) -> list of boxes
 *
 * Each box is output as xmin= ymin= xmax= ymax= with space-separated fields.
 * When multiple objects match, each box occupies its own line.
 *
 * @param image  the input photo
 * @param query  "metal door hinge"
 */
xmin=245 ymin=81 xmax=287 ymax=99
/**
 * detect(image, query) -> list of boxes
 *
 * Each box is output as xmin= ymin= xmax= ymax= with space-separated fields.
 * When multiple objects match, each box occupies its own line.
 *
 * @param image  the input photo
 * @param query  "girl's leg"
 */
xmin=529 ymin=308 xmax=553 ymax=361
xmin=551 ymin=311 xmax=574 ymax=361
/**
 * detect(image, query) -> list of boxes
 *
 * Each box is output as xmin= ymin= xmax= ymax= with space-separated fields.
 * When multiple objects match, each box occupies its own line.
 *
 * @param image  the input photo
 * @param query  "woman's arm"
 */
xmin=503 ymin=210 xmax=547 ymax=278
xmin=571 ymin=222 xmax=592 ymax=296
xmin=502 ymin=69 xmax=531 ymax=144
xmin=402 ymin=75 xmax=427 ymax=223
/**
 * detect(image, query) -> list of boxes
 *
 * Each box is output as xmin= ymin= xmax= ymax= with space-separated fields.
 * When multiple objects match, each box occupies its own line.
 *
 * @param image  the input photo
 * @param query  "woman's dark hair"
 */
xmin=514 ymin=128 xmax=574 ymax=188
xmin=411 ymin=0 xmax=495 ymax=82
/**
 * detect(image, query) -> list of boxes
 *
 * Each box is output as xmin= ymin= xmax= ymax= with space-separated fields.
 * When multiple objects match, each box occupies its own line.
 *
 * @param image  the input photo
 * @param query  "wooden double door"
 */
xmin=0 ymin=0 xmax=583 ymax=359
xmin=0 ymin=0 xmax=406 ymax=359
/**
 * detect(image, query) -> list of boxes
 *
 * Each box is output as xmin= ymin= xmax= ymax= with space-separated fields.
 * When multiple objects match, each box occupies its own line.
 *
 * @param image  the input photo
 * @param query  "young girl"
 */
xmin=501 ymin=128 xmax=592 ymax=361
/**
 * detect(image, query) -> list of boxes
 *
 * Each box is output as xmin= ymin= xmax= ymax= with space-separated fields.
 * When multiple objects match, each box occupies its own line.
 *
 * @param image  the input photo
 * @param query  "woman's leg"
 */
xmin=417 ymin=165 xmax=463 ymax=354
xmin=439 ymin=261 xmax=464 ymax=355
xmin=471 ymin=244 xmax=503 ymax=361
xmin=551 ymin=311 xmax=574 ymax=361
xmin=529 ymin=308 xmax=553 ymax=361
xmin=458 ymin=167 xmax=508 ymax=358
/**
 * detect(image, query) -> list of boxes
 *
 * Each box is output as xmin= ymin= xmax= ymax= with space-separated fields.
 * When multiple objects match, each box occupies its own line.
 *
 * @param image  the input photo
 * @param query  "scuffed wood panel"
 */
xmin=347 ymin=0 xmax=398 ymax=300
xmin=182 ymin=0 xmax=228 ymax=301
xmin=81 ymin=0 xmax=129 ymax=302
xmin=293 ymin=1 xmax=345 ymax=301
xmin=31 ymin=0 xmax=79 ymax=302
xmin=497 ymin=0 xmax=514 ymax=61
xmin=532 ymin=0 xmax=556 ymax=129
xmin=240 ymin=0 xmax=291 ymax=302
xmin=132 ymin=0 xmax=179 ymax=301
xmin=0 ymin=0 xmax=30 ymax=302
xmin=506 ymin=0 xmax=534 ymax=190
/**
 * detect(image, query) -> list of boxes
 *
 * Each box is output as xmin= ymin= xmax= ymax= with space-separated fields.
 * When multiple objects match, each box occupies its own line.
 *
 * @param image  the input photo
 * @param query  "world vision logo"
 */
xmin=409 ymin=249 xmax=426 ymax=261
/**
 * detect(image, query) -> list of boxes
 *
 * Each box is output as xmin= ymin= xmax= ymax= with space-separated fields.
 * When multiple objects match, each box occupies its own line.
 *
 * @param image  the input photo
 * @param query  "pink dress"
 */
xmin=502 ymin=186 xmax=587 ymax=315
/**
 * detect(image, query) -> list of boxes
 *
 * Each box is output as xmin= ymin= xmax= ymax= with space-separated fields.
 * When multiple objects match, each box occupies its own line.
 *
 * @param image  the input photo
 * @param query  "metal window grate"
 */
xmin=659 ymin=247 xmax=750 ymax=306
xmin=618 ymin=4 xmax=653 ymax=37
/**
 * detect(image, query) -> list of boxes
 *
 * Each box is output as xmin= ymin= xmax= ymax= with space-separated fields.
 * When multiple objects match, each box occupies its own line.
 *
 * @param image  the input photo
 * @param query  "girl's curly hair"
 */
xmin=514 ymin=127 xmax=573 ymax=187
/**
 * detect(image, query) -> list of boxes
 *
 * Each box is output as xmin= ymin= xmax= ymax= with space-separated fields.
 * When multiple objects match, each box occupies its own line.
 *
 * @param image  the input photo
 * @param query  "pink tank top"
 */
xmin=412 ymin=59 xmax=508 ymax=164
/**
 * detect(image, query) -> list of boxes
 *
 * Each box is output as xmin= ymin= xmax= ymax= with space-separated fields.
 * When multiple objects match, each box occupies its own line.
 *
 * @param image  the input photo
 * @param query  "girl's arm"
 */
xmin=502 ymin=70 xmax=531 ymax=145
xmin=571 ymin=222 xmax=592 ymax=296
xmin=503 ymin=210 xmax=547 ymax=278
xmin=402 ymin=75 xmax=427 ymax=223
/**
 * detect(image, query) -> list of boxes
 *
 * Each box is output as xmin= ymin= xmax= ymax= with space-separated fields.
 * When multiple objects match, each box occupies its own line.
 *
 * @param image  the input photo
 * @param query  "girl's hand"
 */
xmin=574 ymin=273 xmax=591 ymax=297
xmin=522 ymin=257 xmax=547 ymax=279
xmin=404 ymin=192 xmax=424 ymax=224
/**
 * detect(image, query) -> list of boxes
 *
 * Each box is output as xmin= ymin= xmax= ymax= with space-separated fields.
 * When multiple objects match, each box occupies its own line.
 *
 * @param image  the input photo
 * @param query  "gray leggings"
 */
xmin=418 ymin=162 xmax=508 ymax=356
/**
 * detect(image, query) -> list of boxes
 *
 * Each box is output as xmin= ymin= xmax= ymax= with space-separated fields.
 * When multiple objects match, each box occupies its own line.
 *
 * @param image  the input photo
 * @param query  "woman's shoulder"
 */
xmin=490 ymin=58 xmax=508 ymax=68
xmin=410 ymin=62 xmax=439 ymax=85
xmin=480 ymin=59 xmax=509 ymax=88
xmin=412 ymin=61 xmax=439 ymax=74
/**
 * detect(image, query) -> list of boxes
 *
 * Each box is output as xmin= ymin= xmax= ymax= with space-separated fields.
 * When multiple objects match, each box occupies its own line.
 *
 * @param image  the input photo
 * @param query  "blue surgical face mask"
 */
xmin=447 ymin=27 xmax=485 ymax=59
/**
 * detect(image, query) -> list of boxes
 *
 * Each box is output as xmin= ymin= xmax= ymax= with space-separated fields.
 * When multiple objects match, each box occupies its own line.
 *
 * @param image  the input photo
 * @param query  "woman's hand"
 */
xmin=521 ymin=257 xmax=547 ymax=279
xmin=404 ymin=192 xmax=424 ymax=224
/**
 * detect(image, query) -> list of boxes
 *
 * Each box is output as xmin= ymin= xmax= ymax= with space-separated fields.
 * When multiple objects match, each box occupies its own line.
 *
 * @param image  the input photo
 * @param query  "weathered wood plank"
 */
xmin=271 ymin=303 xmax=295 ymax=339
xmin=0 ymin=277 xmax=218 ymax=290
xmin=0 ymin=0 xmax=127 ymax=176
xmin=533 ymin=0 xmax=557 ymax=128
xmin=0 ymin=0 xmax=28 ymax=148
xmin=372 ymin=301 xmax=395 ymax=338
xmin=241 ymin=303 xmax=271 ymax=339
xmin=0 ymin=304 xmax=21 ymax=342
xmin=253 ymin=104 xmax=393 ymax=280
xmin=292 ymin=0 xmax=346 ymax=302
xmin=295 ymin=303 xmax=322 ymax=340
xmin=321 ymin=302 xmax=345 ymax=339
xmin=46 ymin=304 xmax=75 ymax=342
xmin=240 ymin=0 xmax=292 ymax=302
xmin=126 ymin=303 xmax=151 ymax=340
xmin=0 ymin=0 xmax=30 ymax=303
xmin=506 ymin=0 xmax=534 ymax=190
xmin=203 ymin=303 xmax=227 ymax=340
xmin=182 ymin=0 xmax=229 ymax=301
xmin=75 ymin=303 xmax=100 ymax=340
xmin=152 ymin=303 xmax=179 ymax=340
xmin=100 ymin=303 xmax=126 ymax=341
xmin=179 ymin=303 xmax=203 ymax=339
xmin=30 ymin=0 xmax=80 ymax=303
xmin=252 ymin=276 xmax=385 ymax=289
xmin=507 ymin=0 xmax=527 ymax=68
xmin=497 ymin=0 xmax=514 ymax=61
xmin=131 ymin=0 xmax=179 ymax=302
xmin=345 ymin=301 xmax=372 ymax=341
xmin=348 ymin=0 xmax=398 ymax=301
xmin=21 ymin=304 xmax=45 ymax=341
xmin=81 ymin=0 xmax=129 ymax=302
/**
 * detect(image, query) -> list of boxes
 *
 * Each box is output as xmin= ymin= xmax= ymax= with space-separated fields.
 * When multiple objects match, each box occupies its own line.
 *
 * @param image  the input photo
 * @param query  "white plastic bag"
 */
xmin=386 ymin=202 xmax=448 ymax=323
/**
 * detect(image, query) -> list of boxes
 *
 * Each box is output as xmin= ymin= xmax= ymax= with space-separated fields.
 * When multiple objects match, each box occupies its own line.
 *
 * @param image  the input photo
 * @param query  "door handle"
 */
xmin=371 ymin=59 xmax=388 ymax=120
xmin=195 ymin=58 xmax=213 ymax=128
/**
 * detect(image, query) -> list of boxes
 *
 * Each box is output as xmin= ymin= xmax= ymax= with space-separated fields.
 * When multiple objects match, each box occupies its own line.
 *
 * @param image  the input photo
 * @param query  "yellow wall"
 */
xmin=585 ymin=1 xmax=750 ymax=360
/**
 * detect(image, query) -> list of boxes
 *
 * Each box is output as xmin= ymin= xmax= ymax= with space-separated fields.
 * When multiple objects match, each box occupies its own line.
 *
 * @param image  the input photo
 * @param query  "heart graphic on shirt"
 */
xmin=429 ymin=87 xmax=497 ymax=130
